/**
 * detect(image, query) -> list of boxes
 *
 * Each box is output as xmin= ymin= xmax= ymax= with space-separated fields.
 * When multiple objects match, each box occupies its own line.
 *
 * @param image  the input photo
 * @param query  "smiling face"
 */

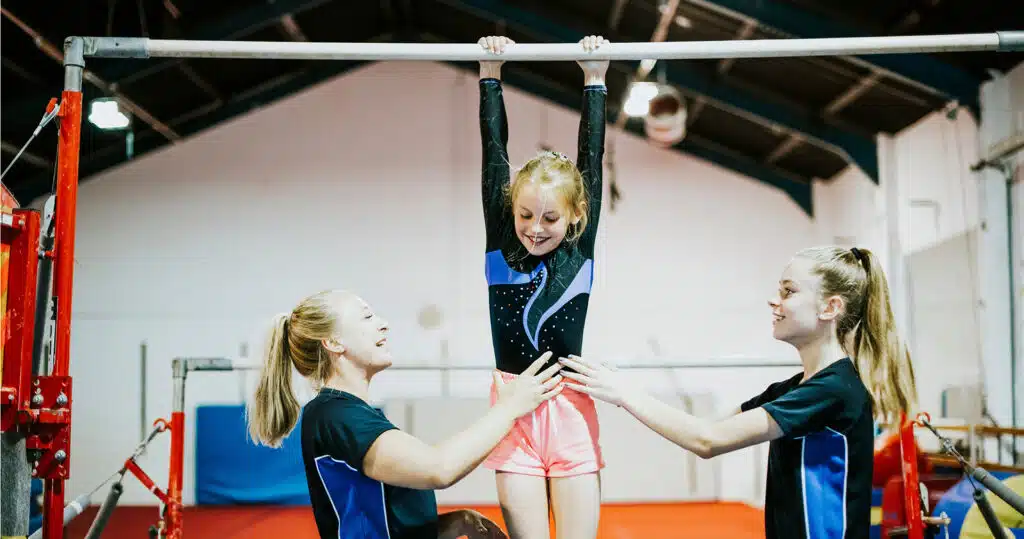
xmin=513 ymin=182 xmax=574 ymax=256
xmin=509 ymin=152 xmax=588 ymax=257
xmin=768 ymin=256 xmax=844 ymax=347
xmin=327 ymin=295 xmax=392 ymax=374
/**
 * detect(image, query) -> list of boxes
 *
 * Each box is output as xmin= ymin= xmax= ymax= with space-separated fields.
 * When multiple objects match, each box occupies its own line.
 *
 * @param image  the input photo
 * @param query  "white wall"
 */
xmin=813 ymin=59 xmax=1024 ymax=431
xmin=46 ymin=61 xmax=826 ymax=507
xmin=813 ymin=108 xmax=983 ymax=415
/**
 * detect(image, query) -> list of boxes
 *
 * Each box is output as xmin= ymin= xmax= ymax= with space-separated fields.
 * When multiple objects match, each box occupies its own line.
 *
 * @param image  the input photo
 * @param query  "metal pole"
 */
xmin=40 ymin=35 xmax=85 ymax=539
xmin=32 ymin=196 xmax=56 ymax=378
xmin=80 ymin=32 xmax=1024 ymax=61
xmin=167 ymin=358 xmax=187 ymax=539
xmin=140 ymin=341 xmax=147 ymax=443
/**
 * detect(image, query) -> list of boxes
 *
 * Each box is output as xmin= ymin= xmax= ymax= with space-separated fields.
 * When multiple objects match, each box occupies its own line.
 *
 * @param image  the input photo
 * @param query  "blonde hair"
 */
xmin=796 ymin=246 xmax=918 ymax=424
xmin=248 ymin=289 xmax=353 ymax=448
xmin=508 ymin=151 xmax=589 ymax=243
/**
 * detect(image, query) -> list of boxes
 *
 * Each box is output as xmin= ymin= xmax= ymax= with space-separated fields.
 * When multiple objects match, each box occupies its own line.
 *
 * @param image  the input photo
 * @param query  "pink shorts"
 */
xmin=483 ymin=370 xmax=604 ymax=478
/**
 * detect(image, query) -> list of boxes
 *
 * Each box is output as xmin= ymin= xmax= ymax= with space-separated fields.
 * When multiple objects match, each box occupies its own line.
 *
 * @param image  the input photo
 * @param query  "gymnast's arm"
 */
xmin=478 ymin=37 xmax=512 ymax=250
xmin=575 ymin=39 xmax=609 ymax=257
xmin=362 ymin=353 xmax=562 ymax=490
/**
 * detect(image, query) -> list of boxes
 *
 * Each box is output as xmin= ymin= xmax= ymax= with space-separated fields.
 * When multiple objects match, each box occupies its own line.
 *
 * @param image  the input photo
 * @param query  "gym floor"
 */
xmin=64 ymin=502 xmax=766 ymax=538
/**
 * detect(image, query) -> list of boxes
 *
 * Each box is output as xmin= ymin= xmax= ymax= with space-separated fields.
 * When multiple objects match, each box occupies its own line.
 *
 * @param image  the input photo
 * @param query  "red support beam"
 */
xmin=51 ymin=89 xmax=83 ymax=379
xmin=899 ymin=412 xmax=925 ymax=539
xmin=166 ymin=411 xmax=186 ymax=539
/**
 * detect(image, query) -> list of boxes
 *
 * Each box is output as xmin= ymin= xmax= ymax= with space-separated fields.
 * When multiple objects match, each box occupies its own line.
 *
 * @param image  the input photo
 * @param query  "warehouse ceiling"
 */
xmin=2 ymin=0 xmax=1022 ymax=215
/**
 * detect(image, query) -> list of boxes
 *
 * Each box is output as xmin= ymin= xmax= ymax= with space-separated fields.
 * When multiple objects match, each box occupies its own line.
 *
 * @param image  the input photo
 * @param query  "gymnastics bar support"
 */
xmin=899 ymin=413 xmax=925 ymax=539
xmin=164 ymin=357 xmax=257 ymax=539
xmin=79 ymin=31 xmax=1024 ymax=61
xmin=1 ymin=36 xmax=84 ymax=539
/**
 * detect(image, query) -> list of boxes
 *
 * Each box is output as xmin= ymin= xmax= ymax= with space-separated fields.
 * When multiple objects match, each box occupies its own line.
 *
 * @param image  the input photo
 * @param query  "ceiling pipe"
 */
xmin=1 ymin=7 xmax=181 ymax=143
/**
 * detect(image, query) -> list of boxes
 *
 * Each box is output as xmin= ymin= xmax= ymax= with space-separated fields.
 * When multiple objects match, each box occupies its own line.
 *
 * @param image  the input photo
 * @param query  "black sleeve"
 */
xmin=320 ymin=402 xmax=398 ymax=472
xmin=480 ymin=78 xmax=512 ymax=252
xmin=760 ymin=373 xmax=847 ymax=439
xmin=740 ymin=377 xmax=795 ymax=413
xmin=575 ymin=85 xmax=606 ymax=258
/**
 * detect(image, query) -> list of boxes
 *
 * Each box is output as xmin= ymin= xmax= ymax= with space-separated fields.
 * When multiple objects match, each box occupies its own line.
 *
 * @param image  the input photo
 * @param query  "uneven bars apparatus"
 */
xmin=3 ymin=30 xmax=1020 ymax=539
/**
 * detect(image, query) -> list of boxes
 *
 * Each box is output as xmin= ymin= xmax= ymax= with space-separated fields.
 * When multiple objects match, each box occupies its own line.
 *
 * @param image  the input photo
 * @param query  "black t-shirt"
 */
xmin=740 ymin=358 xmax=874 ymax=539
xmin=300 ymin=388 xmax=438 ymax=539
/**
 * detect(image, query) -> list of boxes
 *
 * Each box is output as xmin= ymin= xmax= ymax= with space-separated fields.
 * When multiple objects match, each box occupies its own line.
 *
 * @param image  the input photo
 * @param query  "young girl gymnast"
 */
xmin=477 ymin=34 xmax=609 ymax=539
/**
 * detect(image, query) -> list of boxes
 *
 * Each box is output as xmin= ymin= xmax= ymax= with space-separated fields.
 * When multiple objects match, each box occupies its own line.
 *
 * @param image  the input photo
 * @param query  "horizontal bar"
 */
xmin=385 ymin=361 xmax=802 ymax=370
xmin=1000 ymin=31 xmax=1024 ymax=51
xmin=79 ymin=32 xmax=1019 ymax=61
xmin=178 ymin=358 xmax=801 ymax=371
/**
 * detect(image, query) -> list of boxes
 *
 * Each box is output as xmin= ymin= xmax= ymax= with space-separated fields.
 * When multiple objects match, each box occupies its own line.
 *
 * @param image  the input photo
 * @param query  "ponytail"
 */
xmin=249 ymin=313 xmax=301 ymax=448
xmin=798 ymin=246 xmax=918 ymax=424
xmin=247 ymin=289 xmax=354 ymax=448
xmin=849 ymin=248 xmax=918 ymax=424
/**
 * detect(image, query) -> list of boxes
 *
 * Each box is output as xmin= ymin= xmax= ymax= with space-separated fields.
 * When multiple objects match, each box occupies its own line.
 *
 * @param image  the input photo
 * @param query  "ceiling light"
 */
xmin=623 ymin=82 xmax=659 ymax=117
xmin=88 ymin=98 xmax=131 ymax=130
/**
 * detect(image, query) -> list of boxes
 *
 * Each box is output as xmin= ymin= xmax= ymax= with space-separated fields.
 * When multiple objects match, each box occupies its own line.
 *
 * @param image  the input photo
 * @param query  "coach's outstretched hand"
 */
xmin=493 ymin=351 xmax=563 ymax=418
xmin=559 ymin=355 xmax=639 ymax=408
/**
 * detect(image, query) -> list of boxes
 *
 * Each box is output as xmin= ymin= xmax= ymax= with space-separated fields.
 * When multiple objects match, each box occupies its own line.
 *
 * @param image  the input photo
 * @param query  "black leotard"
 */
xmin=479 ymin=78 xmax=606 ymax=375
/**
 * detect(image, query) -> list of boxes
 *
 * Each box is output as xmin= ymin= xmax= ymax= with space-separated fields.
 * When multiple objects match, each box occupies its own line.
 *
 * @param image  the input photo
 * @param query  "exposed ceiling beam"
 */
xmin=823 ymin=72 xmax=882 ymax=117
xmin=177 ymin=63 xmax=222 ymax=101
xmin=2 ymin=140 xmax=52 ymax=169
xmin=93 ymin=0 xmax=338 ymax=86
xmin=1 ymin=56 xmax=46 ymax=85
xmin=608 ymin=0 xmax=631 ymax=33
xmin=682 ymin=0 xmax=981 ymax=115
xmin=7 ymin=34 xmax=395 ymax=204
xmin=1 ymin=6 xmax=181 ymax=143
xmin=716 ymin=20 xmax=756 ymax=75
xmin=279 ymin=14 xmax=310 ymax=42
xmin=436 ymin=0 xmax=877 ymax=182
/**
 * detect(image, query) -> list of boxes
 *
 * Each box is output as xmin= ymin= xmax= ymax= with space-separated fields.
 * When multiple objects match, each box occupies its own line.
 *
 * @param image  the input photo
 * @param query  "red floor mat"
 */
xmin=64 ymin=502 xmax=765 ymax=538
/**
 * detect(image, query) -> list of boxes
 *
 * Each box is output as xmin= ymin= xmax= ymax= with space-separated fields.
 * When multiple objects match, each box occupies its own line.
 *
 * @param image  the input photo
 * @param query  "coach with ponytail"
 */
xmin=560 ymin=245 xmax=918 ymax=539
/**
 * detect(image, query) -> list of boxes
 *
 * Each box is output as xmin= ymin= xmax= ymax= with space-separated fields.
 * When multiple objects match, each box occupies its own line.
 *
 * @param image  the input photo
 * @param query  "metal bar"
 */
xmin=82 ymin=481 xmax=123 ymax=539
xmin=79 ymin=32 xmax=1011 ymax=61
xmin=440 ymin=0 xmax=865 ymax=190
xmin=38 ymin=38 xmax=87 ymax=539
xmin=172 ymin=359 xmax=802 ymax=371
xmin=140 ymin=341 xmax=147 ymax=443
xmin=51 ymin=39 xmax=85 ymax=380
xmin=971 ymin=132 xmax=1024 ymax=171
